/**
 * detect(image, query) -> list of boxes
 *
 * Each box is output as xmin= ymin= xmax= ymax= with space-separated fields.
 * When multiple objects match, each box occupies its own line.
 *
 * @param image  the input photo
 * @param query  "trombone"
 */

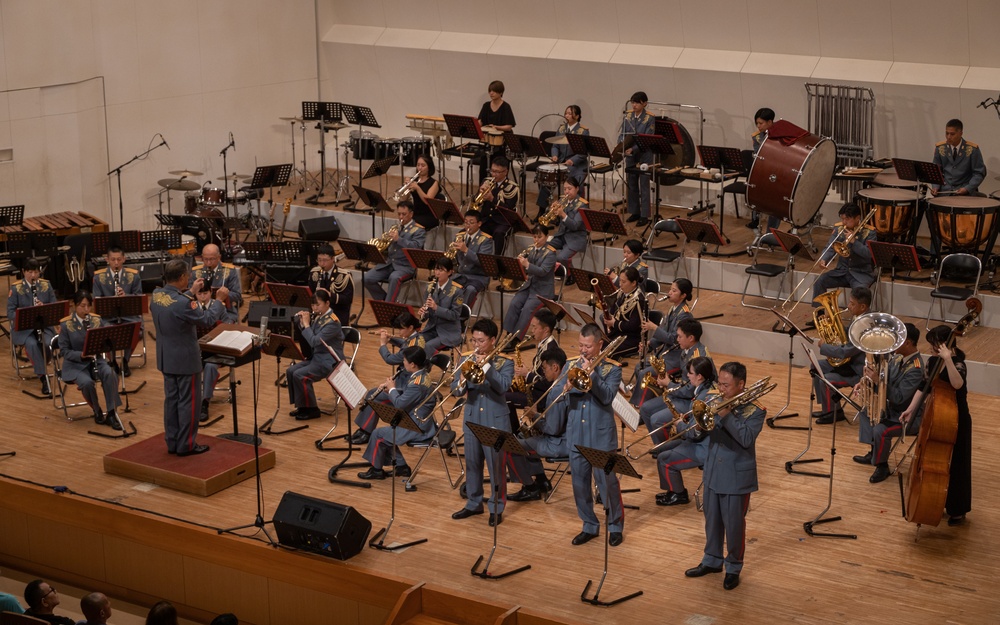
xmin=531 ymin=336 xmax=626 ymax=423
xmin=624 ymin=394 xmax=687 ymax=460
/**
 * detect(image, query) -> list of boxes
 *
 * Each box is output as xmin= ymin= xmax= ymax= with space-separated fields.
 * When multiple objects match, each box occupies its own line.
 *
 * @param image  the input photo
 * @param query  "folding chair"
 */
xmin=742 ymin=232 xmax=793 ymax=310
xmin=925 ymin=253 xmax=981 ymax=330
xmin=50 ymin=335 xmax=93 ymax=421
xmin=642 ymin=219 xmax=684 ymax=290
xmin=404 ymin=352 xmax=466 ymax=491
xmin=542 ymin=456 xmax=571 ymax=503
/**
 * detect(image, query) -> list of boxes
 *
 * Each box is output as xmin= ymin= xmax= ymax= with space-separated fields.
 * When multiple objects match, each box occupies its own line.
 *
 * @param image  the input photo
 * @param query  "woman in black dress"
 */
xmin=477 ymin=80 xmax=516 ymax=180
xmin=406 ymin=154 xmax=441 ymax=230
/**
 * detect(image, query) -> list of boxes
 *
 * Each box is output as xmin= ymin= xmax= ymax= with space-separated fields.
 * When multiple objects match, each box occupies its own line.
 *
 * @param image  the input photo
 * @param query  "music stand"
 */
xmin=568 ymin=267 xmax=613 ymax=320
xmin=141 ymin=228 xmax=181 ymax=254
xmin=366 ymin=401 xmax=428 ymax=552
xmin=325 ymin=358 xmax=371 ymax=488
xmin=404 ymin=249 xmax=446 ymax=278
xmin=575 ymin=444 xmax=643 ymax=606
xmin=340 ymin=239 xmax=387 ymax=325
xmin=426 ymin=197 xmax=466 ymax=227
xmin=496 ymin=207 xmax=532 ymax=253
xmin=260 ymin=334 xmax=306 ymax=435
xmin=464 ymin=422 xmax=532 ymax=580
xmin=265 ymin=282 xmax=312 ymax=310
xmin=368 ymin=300 xmax=418 ymax=330
xmin=698 ymin=145 xmax=746 ymax=237
xmin=364 ymin=155 xmax=399 ymax=198
xmin=93 ymin=296 xmax=147 ymax=396
xmin=247 ymin=164 xmax=293 ymax=218
xmin=579 ymin=208 xmax=628 ymax=263
xmin=868 ymin=241 xmax=920 ymax=314
xmin=505 ymin=133 xmax=548 ymax=214
xmin=343 ymin=103 xmax=382 ymax=203
xmin=302 ymin=101 xmax=342 ymax=205
xmin=478 ymin=253 xmax=526 ymax=325
xmin=633 ymin=133 xmax=675 ymax=227
xmin=443 ymin=114 xmax=485 ymax=200
xmin=82 ymin=323 xmax=140 ymax=438
xmin=765 ymin=308 xmax=810 ymax=430
xmin=14 ymin=301 xmax=68 ymax=399
xmin=675 ymin=218 xmax=727 ymax=310
xmin=565 ymin=134 xmax=613 ymax=203
xmin=536 ymin=295 xmax=580 ymax=338
xmin=200 ymin=324 xmax=263 ymax=445
xmin=91 ymin=230 xmax=142 ymax=256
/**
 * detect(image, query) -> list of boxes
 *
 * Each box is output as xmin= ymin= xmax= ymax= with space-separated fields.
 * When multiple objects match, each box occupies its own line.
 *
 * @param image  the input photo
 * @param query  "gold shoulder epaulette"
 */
xmin=966 ymin=141 xmax=979 ymax=148
xmin=221 ymin=262 xmax=236 ymax=269
xmin=936 ymin=140 xmax=948 ymax=146
xmin=60 ymin=314 xmax=73 ymax=323
xmin=192 ymin=264 xmax=204 ymax=271
xmin=579 ymin=125 xmax=589 ymax=131
xmin=414 ymin=222 xmax=426 ymax=229
xmin=91 ymin=314 xmax=102 ymax=321
xmin=545 ymin=245 xmax=557 ymax=252
xmin=605 ymin=358 xmax=621 ymax=367
xmin=124 ymin=267 xmax=139 ymax=274
xmin=752 ymin=130 xmax=762 ymax=138
xmin=479 ymin=231 xmax=493 ymax=239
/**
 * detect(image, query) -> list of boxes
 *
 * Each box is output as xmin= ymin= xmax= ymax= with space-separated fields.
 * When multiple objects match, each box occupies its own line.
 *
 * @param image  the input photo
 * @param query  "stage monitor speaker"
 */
xmin=272 ymin=491 xmax=371 ymax=560
xmin=298 ymin=216 xmax=341 ymax=242
xmin=246 ymin=301 xmax=307 ymax=336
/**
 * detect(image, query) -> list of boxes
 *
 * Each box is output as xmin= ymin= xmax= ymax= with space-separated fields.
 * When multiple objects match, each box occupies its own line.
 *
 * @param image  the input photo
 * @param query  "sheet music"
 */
xmin=207 ymin=330 xmax=255 ymax=352
xmin=613 ymin=392 xmax=640 ymax=432
xmin=327 ymin=360 xmax=366 ymax=410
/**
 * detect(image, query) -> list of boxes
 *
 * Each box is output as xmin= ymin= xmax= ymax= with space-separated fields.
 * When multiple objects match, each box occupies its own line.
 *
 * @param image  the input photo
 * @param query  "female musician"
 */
xmin=603 ymin=266 xmax=647 ymax=359
xmin=357 ymin=346 xmax=437 ymax=480
xmin=7 ymin=258 xmax=57 ymax=396
xmin=406 ymin=154 xmax=442 ymax=230
xmin=604 ymin=239 xmax=648 ymax=288
xmin=547 ymin=177 xmax=589 ymax=276
xmin=286 ymin=290 xmax=345 ymax=421
xmin=57 ymin=291 xmax=122 ymax=429
xmin=502 ymin=224 xmax=556 ymax=340
xmin=901 ymin=325 xmax=971 ymax=525
xmin=477 ymin=80 xmax=516 ymax=180
xmin=630 ymin=278 xmax=694 ymax=406
xmin=418 ymin=257 xmax=464 ymax=358
xmin=308 ymin=243 xmax=354 ymax=326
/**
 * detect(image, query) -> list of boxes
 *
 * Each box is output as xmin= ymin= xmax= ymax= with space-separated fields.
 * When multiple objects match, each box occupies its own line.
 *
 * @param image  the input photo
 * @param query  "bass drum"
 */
xmin=747 ymin=122 xmax=836 ymax=228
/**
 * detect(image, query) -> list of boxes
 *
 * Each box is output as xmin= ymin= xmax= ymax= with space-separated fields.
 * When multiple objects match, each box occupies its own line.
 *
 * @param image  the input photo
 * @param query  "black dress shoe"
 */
xmin=289 ymin=407 xmax=305 ymax=417
xmin=636 ymin=218 xmax=650 ymax=227
xmin=452 ymin=507 xmax=484 ymax=520
xmin=508 ymin=487 xmax=541 ymax=502
xmin=489 ymin=513 xmax=503 ymax=527
xmin=947 ymin=514 xmax=966 ymax=526
xmin=122 ymin=360 xmax=131 ymax=378
xmin=723 ymin=572 xmax=741 ymax=590
xmin=350 ymin=430 xmax=370 ymax=445
xmin=803 ymin=320 xmax=817 ymax=331
xmin=534 ymin=476 xmax=553 ymax=493
xmin=684 ymin=564 xmax=723 ymax=577
xmin=626 ymin=214 xmax=639 ymax=223
xmin=40 ymin=377 xmax=51 ymax=397
xmin=869 ymin=464 xmax=890 ymax=483
xmin=815 ymin=410 xmax=846 ymax=425
xmin=107 ymin=410 xmax=123 ymax=431
xmin=294 ymin=408 xmax=321 ymax=421
xmin=177 ymin=444 xmax=210 ymax=457
xmin=357 ymin=467 xmax=388 ymax=480
xmin=94 ymin=410 xmax=107 ymax=425
xmin=609 ymin=532 xmax=623 ymax=547
xmin=571 ymin=531 xmax=598 ymax=546
xmin=655 ymin=490 xmax=690 ymax=506
xmin=393 ymin=465 xmax=412 ymax=477
xmin=745 ymin=218 xmax=759 ymax=230
xmin=200 ymin=399 xmax=210 ymax=424
xmin=811 ymin=410 xmax=825 ymax=418
xmin=853 ymin=451 xmax=873 ymax=465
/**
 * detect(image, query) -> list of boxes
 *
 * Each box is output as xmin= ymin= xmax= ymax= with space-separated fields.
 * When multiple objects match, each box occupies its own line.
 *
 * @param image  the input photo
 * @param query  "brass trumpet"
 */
xmin=444 ymin=231 xmax=465 ymax=261
xmin=468 ymin=177 xmax=496 ymax=211
xmin=538 ymin=197 xmax=566 ymax=227
xmin=460 ymin=331 xmax=515 ymax=386
xmin=391 ymin=173 xmax=420 ymax=202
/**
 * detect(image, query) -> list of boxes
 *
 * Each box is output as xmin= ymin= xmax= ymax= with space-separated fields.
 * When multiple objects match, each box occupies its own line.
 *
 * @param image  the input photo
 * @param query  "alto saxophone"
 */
xmin=510 ymin=338 xmax=532 ymax=400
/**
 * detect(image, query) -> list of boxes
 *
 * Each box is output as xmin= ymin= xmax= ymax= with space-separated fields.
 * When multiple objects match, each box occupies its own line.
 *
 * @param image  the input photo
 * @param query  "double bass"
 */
xmin=903 ymin=297 xmax=981 ymax=527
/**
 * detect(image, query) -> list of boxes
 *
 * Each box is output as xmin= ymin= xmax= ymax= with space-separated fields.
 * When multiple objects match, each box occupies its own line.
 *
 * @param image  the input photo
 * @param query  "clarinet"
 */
xmin=83 ymin=315 xmax=99 ymax=381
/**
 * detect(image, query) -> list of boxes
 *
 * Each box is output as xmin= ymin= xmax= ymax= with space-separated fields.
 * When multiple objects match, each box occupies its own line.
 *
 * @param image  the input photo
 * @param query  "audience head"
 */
xmin=145 ymin=600 xmax=178 ymax=625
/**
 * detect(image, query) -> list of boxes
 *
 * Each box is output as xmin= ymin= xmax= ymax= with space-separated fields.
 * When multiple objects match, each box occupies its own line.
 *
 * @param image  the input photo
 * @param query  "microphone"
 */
xmin=230 ymin=132 xmax=235 ymax=151
xmin=258 ymin=315 xmax=269 ymax=345
xmin=161 ymin=134 xmax=170 ymax=150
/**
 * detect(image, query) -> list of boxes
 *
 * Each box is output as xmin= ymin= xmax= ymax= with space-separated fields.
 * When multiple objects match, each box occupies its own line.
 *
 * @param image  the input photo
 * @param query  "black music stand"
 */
xmin=496 ymin=207 xmax=531 ymax=252
xmin=575 ymin=444 xmax=643 ymax=607
xmin=568 ymin=267 xmax=614 ymax=320
xmin=92 ymin=296 xmax=147 ymax=397
xmin=141 ymin=228 xmax=182 ymax=253
xmin=200 ymin=325 xmax=263 ymax=446
xmin=342 ymin=103 xmax=382 ymax=203
xmin=265 ymin=282 xmax=312 ymax=310
xmin=570 ymin=305 xmax=609 ymax=341
xmin=633 ymin=133 xmax=676 ymax=228
xmin=505 ymin=133 xmax=548 ymax=214
xmin=91 ymin=231 xmax=141 ymax=256
xmin=368 ymin=299 xmax=418 ymax=330
xmin=404 ymin=249 xmax=445 ymax=278
xmin=82 ymin=323 xmax=140 ymax=439
xmin=464 ymin=422 xmax=532 ymax=580
xmin=302 ymin=101 xmax=342 ymax=205
xmin=535 ymin=296 xmax=580 ymax=338
xmin=426 ymin=197 xmax=465 ymax=227
xmin=14 ymin=301 xmax=68 ymax=399
xmin=565 ymin=134 xmax=613 ymax=204
xmin=366 ymin=401 xmax=428 ymax=552
xmin=478 ymin=253 xmax=526 ymax=325
xmin=698 ymin=145 xmax=746 ymax=237
xmin=324 ymin=358 xmax=371 ymax=488
xmin=260 ymin=334 xmax=307 ymax=436
xmin=580 ymin=208 xmax=628 ymax=262
xmin=341 ymin=239 xmax=388 ymax=327
xmin=765 ymin=308 xmax=809 ymax=430
xmin=443 ymin=114 xmax=485 ymax=200
xmin=868 ymin=241 xmax=920 ymax=314
xmin=247 ymin=164 xmax=293 ymax=223
xmin=676 ymin=218 xmax=727 ymax=310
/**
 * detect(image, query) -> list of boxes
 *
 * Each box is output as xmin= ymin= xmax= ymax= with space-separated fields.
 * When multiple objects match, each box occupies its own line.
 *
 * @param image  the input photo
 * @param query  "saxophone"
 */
xmin=368 ymin=224 xmax=400 ymax=255
xmin=812 ymin=289 xmax=850 ymax=367
xmin=639 ymin=354 xmax=667 ymax=397
xmin=469 ymin=177 xmax=496 ymax=211
xmin=510 ymin=338 xmax=532 ymax=401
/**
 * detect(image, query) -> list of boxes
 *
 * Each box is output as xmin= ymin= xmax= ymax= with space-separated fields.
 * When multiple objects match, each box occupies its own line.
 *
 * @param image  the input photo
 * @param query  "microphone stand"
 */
xmin=107 ymin=137 xmax=168 ymax=231
xmin=220 ymin=133 xmax=236 ymax=219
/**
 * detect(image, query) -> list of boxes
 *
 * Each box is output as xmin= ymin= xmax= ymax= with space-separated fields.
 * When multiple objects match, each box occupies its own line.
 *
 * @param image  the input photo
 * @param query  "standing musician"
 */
xmin=502 ymin=224 xmax=556 ymax=340
xmin=562 ymin=324 xmax=625 ymax=547
xmin=684 ymin=362 xmax=765 ymax=591
xmin=451 ymin=209 xmax=494 ymax=306
xmin=546 ymin=177 xmax=589 ymax=280
xmin=405 ymin=154 xmax=443 ymax=230
xmin=619 ymin=91 xmax=656 ymax=227
xmin=901 ymin=325 xmax=972 ymax=526
xmin=189 ymin=244 xmax=242 ymax=310
xmin=363 ymin=201 xmax=426 ymax=302
xmin=746 ymin=107 xmax=780 ymax=232
xmin=810 ymin=203 xmax=876 ymax=308
xmin=505 ymin=308 xmax=560 ymax=437
xmin=357 ymin=346 xmax=437 ymax=480
xmin=7 ymin=258 xmax=57 ymax=396
xmin=630 ymin=278 xmax=694 ymax=406
xmin=811 ymin=286 xmax=871 ymax=424
xmin=451 ymin=319 xmax=514 ymax=527
xmin=507 ymin=346 xmax=568 ymax=502
xmin=536 ymin=105 xmax=590 ymax=218
xmin=308 ymin=243 xmax=354 ymax=325
xmin=197 ymin=287 xmax=240 ymax=423
xmin=641 ymin=319 xmax=712 ymax=440
xmin=654 ymin=357 xmax=719 ymax=506
xmin=475 ymin=156 xmax=520 ymax=254
xmin=285 ymin=290 xmax=345 ymax=422
xmin=57 ymin=291 xmax=122 ymax=430
xmin=931 ymin=118 xmax=986 ymax=196
xmin=476 ymin=80 xmax=516 ymax=181
xmin=150 ymin=259 xmax=229 ymax=456
xmin=92 ymin=246 xmax=143 ymax=377
xmin=604 ymin=239 xmax=648 ymax=288
xmin=603 ymin=266 xmax=647 ymax=359
xmin=417 ymin=257 xmax=464 ymax=358
xmin=351 ymin=312 xmax=425 ymax=445
xmin=853 ymin=323 xmax=923 ymax=484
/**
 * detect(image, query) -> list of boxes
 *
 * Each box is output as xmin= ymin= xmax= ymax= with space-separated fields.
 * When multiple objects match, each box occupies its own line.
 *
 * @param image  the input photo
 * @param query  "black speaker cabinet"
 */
xmin=273 ymin=491 xmax=372 ymax=560
xmin=246 ymin=301 xmax=307 ymax=337
xmin=298 ymin=216 xmax=341 ymax=241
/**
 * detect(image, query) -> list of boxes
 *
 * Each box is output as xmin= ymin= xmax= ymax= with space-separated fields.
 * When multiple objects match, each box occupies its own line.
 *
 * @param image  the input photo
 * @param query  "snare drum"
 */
xmin=928 ymin=196 xmax=1000 ymax=257
xmin=855 ymin=187 xmax=919 ymax=243
xmin=401 ymin=136 xmax=431 ymax=167
xmin=183 ymin=191 xmax=200 ymax=214
xmin=535 ymin=163 xmax=568 ymax=188
xmin=226 ymin=190 xmax=248 ymax=204
xmin=349 ymin=130 xmax=378 ymax=160
xmin=375 ymin=138 xmax=401 ymax=162
xmin=201 ymin=187 xmax=225 ymax=206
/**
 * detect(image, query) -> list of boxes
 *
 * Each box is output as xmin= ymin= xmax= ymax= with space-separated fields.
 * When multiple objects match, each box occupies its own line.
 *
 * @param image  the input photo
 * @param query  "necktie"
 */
xmin=954 ymin=146 xmax=960 ymax=159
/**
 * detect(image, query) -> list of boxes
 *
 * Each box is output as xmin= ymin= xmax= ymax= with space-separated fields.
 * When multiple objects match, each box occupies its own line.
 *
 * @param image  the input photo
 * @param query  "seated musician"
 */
xmin=197 ymin=287 xmax=240 ymax=423
xmin=605 ymin=239 xmax=648 ymax=288
xmin=363 ymin=201 xmax=426 ymax=302
xmin=189 ymin=244 xmax=242 ymax=310
xmin=476 ymin=80 xmax=516 ymax=181
xmin=602 ymin=266 xmax=647 ymax=359
xmin=7 ymin=258 xmax=57 ymax=396
xmin=507 ymin=346 xmax=568 ymax=502
xmin=505 ymin=308 xmax=560 ymax=434
xmin=811 ymin=286 xmax=871 ymax=424
xmin=630 ymin=278 xmax=694 ymax=406
xmin=476 ymin=156 xmax=519 ymax=254
xmin=931 ymin=118 xmax=986 ymax=196
xmin=285 ymin=290 xmax=345 ymax=421
xmin=810 ymin=203 xmax=875 ymax=311
xmin=746 ymin=107 xmax=781 ymax=233
xmin=639 ymin=318 xmax=712 ymax=442
xmin=853 ymin=323 xmax=923 ymax=484
xmin=406 ymin=154 xmax=442 ymax=230
xmin=620 ymin=91 xmax=655 ymax=227
xmin=451 ymin=209 xmax=493 ymax=306
xmin=536 ymin=105 xmax=589 ymax=219
xmin=57 ymin=291 xmax=122 ymax=430
xmin=653 ymin=357 xmax=720 ymax=506
xmin=357 ymin=346 xmax=438 ymax=480
xmin=546 ymin=177 xmax=589 ymax=281
xmin=351 ymin=312 xmax=425 ymax=445
xmin=417 ymin=257 xmax=464 ymax=358
xmin=502 ymin=224 xmax=556 ymax=341
xmin=308 ymin=243 xmax=354 ymax=325
xmin=92 ymin=246 xmax=143 ymax=376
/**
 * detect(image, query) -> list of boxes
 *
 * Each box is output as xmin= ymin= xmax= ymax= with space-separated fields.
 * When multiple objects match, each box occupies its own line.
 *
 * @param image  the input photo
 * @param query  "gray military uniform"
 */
xmin=418 ymin=279 xmax=464 ymax=357
xmin=57 ymin=313 xmax=121 ymax=415
xmin=363 ymin=219 xmax=426 ymax=302
xmin=287 ymin=310 xmax=345 ymax=409
xmin=502 ymin=244 xmax=556 ymax=339
xmin=7 ymin=279 xmax=57 ymax=376
xmin=453 ymin=229 xmax=494 ymax=304
xmin=362 ymin=369 xmax=437 ymax=468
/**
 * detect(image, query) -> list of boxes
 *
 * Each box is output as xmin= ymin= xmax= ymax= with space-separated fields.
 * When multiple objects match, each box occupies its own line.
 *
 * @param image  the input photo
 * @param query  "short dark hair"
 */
xmin=471 ymin=318 xmax=498 ymax=338
xmin=946 ymin=118 xmax=963 ymax=131
xmin=24 ymin=579 xmax=45 ymax=609
xmin=434 ymin=257 xmax=454 ymax=272
xmin=315 ymin=244 xmax=335 ymax=257
xmin=623 ymin=239 xmax=643 ymax=256
xmin=402 ymin=345 xmax=427 ymax=369
xmin=312 ymin=289 xmax=331 ymax=305
xmin=73 ymin=289 xmax=94 ymax=306
xmin=533 ymin=308 xmax=557 ymax=332
xmin=417 ymin=153 xmax=435 ymax=176
xmin=532 ymin=224 xmax=550 ymax=236
xmin=565 ymin=176 xmax=580 ymax=188
xmin=630 ymin=91 xmax=648 ymax=104
xmin=566 ymin=104 xmax=581 ymax=120
xmin=107 ymin=245 xmax=124 ymax=256
xmin=541 ymin=346 xmax=567 ymax=369
xmin=904 ymin=322 xmax=920 ymax=347
xmin=677 ymin=318 xmax=703 ymax=341
xmin=23 ymin=258 xmax=42 ymax=273
xmin=396 ymin=200 xmax=414 ymax=212
xmin=210 ymin=614 xmax=239 ymax=625
xmin=465 ymin=209 xmax=482 ymax=222
xmin=719 ymin=361 xmax=747 ymax=384
xmin=163 ymin=258 xmax=189 ymax=283
xmin=621 ymin=266 xmax=640 ymax=284
xmin=688 ymin=356 xmax=716 ymax=383
xmin=392 ymin=312 xmax=421 ymax=330
xmin=839 ymin=203 xmax=862 ymax=218
xmin=850 ymin=286 xmax=872 ymax=309
xmin=926 ymin=324 xmax=951 ymax=346
xmin=488 ymin=80 xmax=505 ymax=95
xmin=579 ymin=323 xmax=603 ymax=340
xmin=146 ymin=600 xmax=179 ymax=625
xmin=674 ymin=278 xmax=694 ymax=302
xmin=754 ymin=107 xmax=775 ymax=123
xmin=492 ymin=156 xmax=510 ymax=170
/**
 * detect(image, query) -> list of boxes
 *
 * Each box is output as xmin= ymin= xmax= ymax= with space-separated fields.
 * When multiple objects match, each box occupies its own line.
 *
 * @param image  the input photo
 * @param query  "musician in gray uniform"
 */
xmin=605 ymin=239 xmax=648 ymax=288
xmin=57 ymin=291 xmax=122 ymax=429
xmin=7 ymin=258 xmax=58 ymax=396
xmin=308 ymin=243 xmax=354 ymax=325
xmin=620 ymin=91 xmax=656 ymax=226
xmin=451 ymin=210 xmax=494 ymax=305
xmin=508 ymin=346 xmax=567 ymax=502
xmin=811 ymin=286 xmax=870 ymax=424
xmin=198 ymin=288 xmax=240 ymax=423
xmin=417 ymin=257 xmax=464 ymax=358
xmin=548 ymin=177 xmax=590 ymax=271
xmin=854 ymin=323 xmax=924 ymax=484
xmin=536 ymin=105 xmax=590 ymax=217
xmin=150 ymin=259 xmax=229 ymax=456
xmin=631 ymin=278 xmax=694 ymax=406
xmin=643 ymin=319 xmax=712 ymax=443
xmin=684 ymin=362 xmax=765 ymax=591
xmin=502 ymin=225 xmax=556 ymax=340
xmin=811 ymin=203 xmax=876 ymax=306
xmin=451 ymin=319 xmax=514 ymax=526
xmin=357 ymin=346 xmax=437 ymax=479
xmin=363 ymin=201 xmax=426 ymax=302
xmin=931 ymin=118 xmax=987 ymax=196
xmin=286 ymin=290 xmax=345 ymax=421
xmin=92 ymin=246 xmax=143 ymax=376
xmin=189 ymin=244 xmax=243 ymax=310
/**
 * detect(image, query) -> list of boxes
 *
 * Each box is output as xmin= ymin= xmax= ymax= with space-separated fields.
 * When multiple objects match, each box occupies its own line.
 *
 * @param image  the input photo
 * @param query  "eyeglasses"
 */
xmin=490 ymin=168 xmax=505 ymax=175
xmin=42 ymin=587 xmax=57 ymax=598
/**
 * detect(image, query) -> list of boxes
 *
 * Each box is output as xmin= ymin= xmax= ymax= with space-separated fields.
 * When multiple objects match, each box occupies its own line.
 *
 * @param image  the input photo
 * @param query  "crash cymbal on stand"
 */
xmin=544 ymin=135 xmax=569 ymax=145
xmin=280 ymin=116 xmax=304 ymax=123
xmin=158 ymin=178 xmax=201 ymax=191
xmin=218 ymin=173 xmax=251 ymax=181
xmin=322 ymin=122 xmax=348 ymax=131
xmin=168 ymin=169 xmax=204 ymax=177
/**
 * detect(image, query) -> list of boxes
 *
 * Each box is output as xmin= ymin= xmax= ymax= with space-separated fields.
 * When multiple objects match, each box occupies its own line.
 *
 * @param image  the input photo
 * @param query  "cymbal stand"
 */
xmin=433 ymin=137 xmax=454 ymax=202
xmin=329 ymin=126 xmax=351 ymax=204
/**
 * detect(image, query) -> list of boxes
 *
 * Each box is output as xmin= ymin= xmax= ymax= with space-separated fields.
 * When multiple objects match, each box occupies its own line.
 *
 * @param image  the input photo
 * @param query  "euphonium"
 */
xmin=368 ymin=224 xmax=399 ymax=255
xmin=391 ymin=173 xmax=420 ymax=202
xmin=812 ymin=289 xmax=850 ymax=367
xmin=848 ymin=312 xmax=906 ymax=425
xmin=444 ymin=231 xmax=465 ymax=261
xmin=469 ymin=177 xmax=496 ymax=211
xmin=510 ymin=338 xmax=532 ymax=399
xmin=538 ymin=197 xmax=565 ymax=227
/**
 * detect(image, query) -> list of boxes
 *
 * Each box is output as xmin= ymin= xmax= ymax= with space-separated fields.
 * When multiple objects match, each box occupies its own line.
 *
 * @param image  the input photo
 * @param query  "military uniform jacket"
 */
xmin=389 ymin=369 xmax=437 ymax=436
xmin=703 ymin=400 xmax=766 ymax=495
xmin=562 ymin=356 xmax=622 ymax=450
xmin=551 ymin=123 xmax=590 ymax=182
xmin=302 ymin=310 xmax=345 ymax=370
xmin=451 ymin=353 xmax=514 ymax=426
xmin=820 ymin=225 xmax=876 ymax=281
xmin=819 ymin=326 xmax=866 ymax=378
xmin=93 ymin=267 xmax=142 ymax=298
xmin=379 ymin=333 xmax=426 ymax=369
xmin=883 ymin=352 xmax=924 ymax=423
xmin=619 ymin=111 xmax=655 ymax=162
xmin=533 ymin=380 xmax=568 ymax=438
xmin=519 ymin=244 xmax=556 ymax=298
xmin=421 ymin=279 xmax=464 ymax=345
xmin=58 ymin=313 xmax=108 ymax=377
xmin=612 ymin=258 xmax=649 ymax=288
xmin=676 ymin=383 xmax=722 ymax=440
xmin=526 ymin=335 xmax=558 ymax=389
xmin=190 ymin=263 xmax=243 ymax=308
xmin=552 ymin=197 xmax=590 ymax=253
xmin=150 ymin=285 xmax=225 ymax=375
xmin=456 ymin=229 xmax=494 ymax=278
xmin=308 ymin=266 xmax=354 ymax=325
xmin=382 ymin=219 xmax=426 ymax=273
xmin=480 ymin=179 xmax=520 ymax=222
xmin=649 ymin=302 xmax=693 ymax=353
xmin=7 ymin=279 xmax=57 ymax=340
xmin=670 ymin=342 xmax=713 ymax=401
xmin=608 ymin=289 xmax=647 ymax=337
xmin=933 ymin=139 xmax=987 ymax=194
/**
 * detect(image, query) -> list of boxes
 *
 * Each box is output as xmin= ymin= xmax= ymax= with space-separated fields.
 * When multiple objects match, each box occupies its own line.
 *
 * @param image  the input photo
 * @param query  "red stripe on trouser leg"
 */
xmin=188 ymin=375 xmax=197 ymax=448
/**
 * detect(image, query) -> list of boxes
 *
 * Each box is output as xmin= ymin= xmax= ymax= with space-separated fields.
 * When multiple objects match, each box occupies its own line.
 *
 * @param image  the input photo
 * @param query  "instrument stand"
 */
xmin=247 ymin=164 xmax=293 ymax=237
xmin=367 ymin=401 xmax=428 ymax=551
xmin=505 ymin=133 xmax=548 ymax=217
xmin=566 ymin=134 xmax=613 ymax=205
xmin=302 ymin=101 xmax=343 ymax=205
xmin=83 ymin=322 xmax=140 ymax=439
xmin=466 ymin=423 xmax=532 ymax=580
xmin=633 ymin=133 xmax=674 ymax=236
xmin=107 ymin=137 xmax=168 ymax=230
xmin=322 ymin=359 xmax=371 ymax=488
xmin=337 ymin=103 xmax=381 ymax=207
xmin=338 ymin=238 xmax=387 ymax=328
xmin=260 ymin=334 xmax=307 ymax=435
xmin=219 ymin=133 xmax=236 ymax=218
xmin=443 ymin=114 xmax=486 ymax=203
xmin=869 ymin=241 xmax=921 ymax=315
xmin=576 ymin=444 xmax=643 ymax=606
xmin=766 ymin=309 xmax=805 ymax=430
xmin=479 ymin=254 xmax=528 ymax=329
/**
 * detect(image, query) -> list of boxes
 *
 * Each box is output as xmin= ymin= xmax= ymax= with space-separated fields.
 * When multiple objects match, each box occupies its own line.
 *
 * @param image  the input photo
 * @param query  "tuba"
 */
xmin=848 ymin=312 xmax=906 ymax=425
xmin=468 ymin=177 xmax=496 ymax=211
xmin=812 ymin=289 xmax=850 ymax=367
xmin=368 ymin=224 xmax=400 ymax=255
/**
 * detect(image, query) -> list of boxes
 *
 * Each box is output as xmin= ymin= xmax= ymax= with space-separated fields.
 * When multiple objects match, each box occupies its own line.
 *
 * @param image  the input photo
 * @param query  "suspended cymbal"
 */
xmin=218 ymin=173 xmax=251 ymax=181
xmin=279 ymin=116 xmax=304 ymax=122
xmin=322 ymin=122 xmax=348 ymax=131
xmin=158 ymin=178 xmax=201 ymax=191
xmin=545 ymin=135 xmax=569 ymax=145
xmin=168 ymin=169 xmax=204 ymax=177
